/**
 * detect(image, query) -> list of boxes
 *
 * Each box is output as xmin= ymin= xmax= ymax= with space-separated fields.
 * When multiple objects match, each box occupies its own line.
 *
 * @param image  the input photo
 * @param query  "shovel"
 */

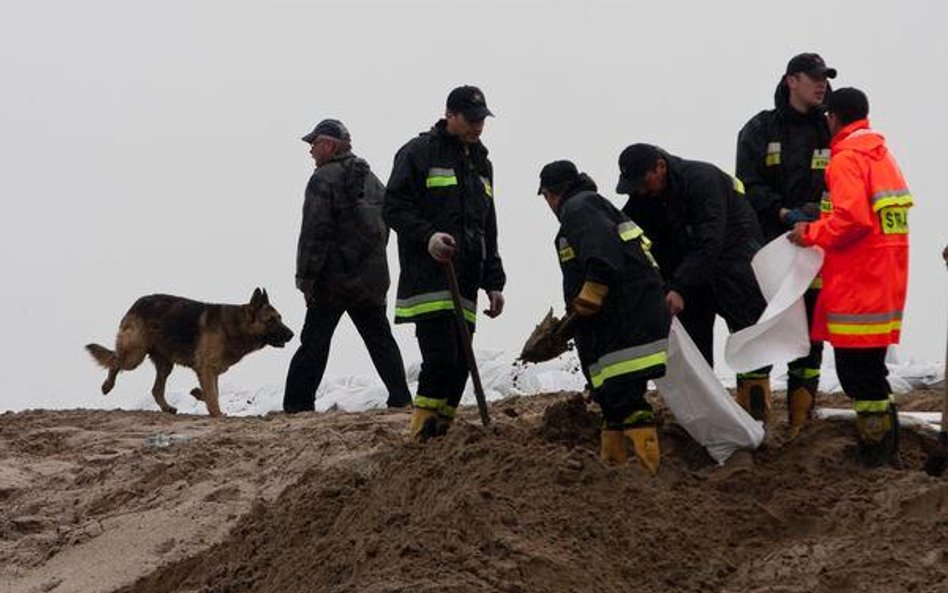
xmin=444 ymin=260 xmax=491 ymax=427
xmin=923 ymin=256 xmax=948 ymax=476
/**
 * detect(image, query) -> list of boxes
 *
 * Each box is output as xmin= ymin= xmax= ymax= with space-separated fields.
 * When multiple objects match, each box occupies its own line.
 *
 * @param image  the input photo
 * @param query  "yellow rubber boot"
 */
xmin=735 ymin=378 xmax=773 ymax=423
xmin=787 ymin=386 xmax=815 ymax=438
xmin=625 ymin=426 xmax=661 ymax=476
xmin=600 ymin=429 xmax=628 ymax=465
xmin=409 ymin=408 xmax=440 ymax=442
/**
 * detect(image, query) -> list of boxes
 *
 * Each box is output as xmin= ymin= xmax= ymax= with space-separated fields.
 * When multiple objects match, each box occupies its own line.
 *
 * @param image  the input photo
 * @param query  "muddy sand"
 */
xmin=2 ymin=389 xmax=946 ymax=593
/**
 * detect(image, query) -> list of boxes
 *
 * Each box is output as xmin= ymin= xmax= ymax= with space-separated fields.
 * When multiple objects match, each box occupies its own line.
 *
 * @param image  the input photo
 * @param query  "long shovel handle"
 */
xmin=941 ymin=308 xmax=947 ymax=441
xmin=444 ymin=260 xmax=491 ymax=427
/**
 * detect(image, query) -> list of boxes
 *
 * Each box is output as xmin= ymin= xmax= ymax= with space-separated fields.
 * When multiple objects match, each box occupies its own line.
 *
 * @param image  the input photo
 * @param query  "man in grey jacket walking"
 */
xmin=284 ymin=118 xmax=412 ymax=412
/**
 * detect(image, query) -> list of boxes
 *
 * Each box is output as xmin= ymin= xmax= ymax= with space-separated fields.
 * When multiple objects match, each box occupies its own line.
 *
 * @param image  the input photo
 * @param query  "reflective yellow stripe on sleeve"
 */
xmin=870 ymin=189 xmax=913 ymax=212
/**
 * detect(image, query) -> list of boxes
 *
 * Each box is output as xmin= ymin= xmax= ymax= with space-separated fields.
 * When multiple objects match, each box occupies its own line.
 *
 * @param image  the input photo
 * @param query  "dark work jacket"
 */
xmin=295 ymin=152 xmax=390 ymax=307
xmin=384 ymin=120 xmax=505 ymax=325
xmin=621 ymin=151 xmax=763 ymax=297
xmin=736 ymin=80 xmax=832 ymax=241
xmin=556 ymin=177 xmax=669 ymax=385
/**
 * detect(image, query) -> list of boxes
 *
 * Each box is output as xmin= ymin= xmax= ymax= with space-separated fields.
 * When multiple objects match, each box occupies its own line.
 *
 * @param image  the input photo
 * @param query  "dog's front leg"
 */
xmin=197 ymin=369 xmax=224 ymax=418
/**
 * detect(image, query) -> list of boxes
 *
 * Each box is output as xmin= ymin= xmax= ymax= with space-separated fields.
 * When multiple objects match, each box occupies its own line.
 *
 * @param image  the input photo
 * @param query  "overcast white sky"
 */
xmin=1 ymin=0 xmax=945 ymax=410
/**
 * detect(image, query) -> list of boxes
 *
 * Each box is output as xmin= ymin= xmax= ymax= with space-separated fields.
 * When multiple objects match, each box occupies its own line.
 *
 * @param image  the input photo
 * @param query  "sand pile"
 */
xmin=2 ymin=391 xmax=947 ymax=593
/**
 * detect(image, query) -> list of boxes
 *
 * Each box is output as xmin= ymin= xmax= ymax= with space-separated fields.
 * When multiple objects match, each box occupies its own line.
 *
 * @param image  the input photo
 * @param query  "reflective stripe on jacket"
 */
xmin=803 ymin=119 xmax=911 ymax=347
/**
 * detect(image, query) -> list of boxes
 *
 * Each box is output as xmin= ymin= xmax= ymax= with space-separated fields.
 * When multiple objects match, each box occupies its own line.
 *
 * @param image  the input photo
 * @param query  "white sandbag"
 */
xmin=656 ymin=318 xmax=765 ymax=464
xmin=725 ymin=233 xmax=824 ymax=372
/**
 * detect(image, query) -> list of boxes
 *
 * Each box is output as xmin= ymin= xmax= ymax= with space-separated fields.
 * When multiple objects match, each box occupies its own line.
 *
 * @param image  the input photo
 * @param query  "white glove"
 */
xmin=427 ymin=232 xmax=456 ymax=263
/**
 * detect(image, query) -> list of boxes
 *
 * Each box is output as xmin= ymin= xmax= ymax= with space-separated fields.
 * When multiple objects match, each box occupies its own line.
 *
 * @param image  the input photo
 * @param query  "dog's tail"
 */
xmin=85 ymin=343 xmax=116 ymax=368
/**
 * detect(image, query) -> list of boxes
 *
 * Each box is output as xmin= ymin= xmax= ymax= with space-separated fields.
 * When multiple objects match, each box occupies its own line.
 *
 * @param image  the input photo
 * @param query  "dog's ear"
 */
xmin=250 ymin=287 xmax=264 ymax=309
xmin=261 ymin=288 xmax=270 ymax=304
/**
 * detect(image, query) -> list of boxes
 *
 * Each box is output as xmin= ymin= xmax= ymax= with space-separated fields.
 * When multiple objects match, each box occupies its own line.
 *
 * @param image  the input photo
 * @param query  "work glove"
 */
xmin=427 ymin=232 xmax=456 ymax=263
xmin=572 ymin=281 xmax=609 ymax=317
xmin=800 ymin=202 xmax=821 ymax=219
xmin=484 ymin=290 xmax=504 ymax=318
xmin=783 ymin=206 xmax=819 ymax=226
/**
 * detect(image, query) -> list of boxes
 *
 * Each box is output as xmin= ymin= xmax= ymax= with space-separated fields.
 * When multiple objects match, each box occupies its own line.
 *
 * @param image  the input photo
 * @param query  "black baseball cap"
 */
xmin=537 ymin=160 xmax=579 ymax=194
xmin=785 ymin=53 xmax=837 ymax=79
xmin=446 ymin=85 xmax=493 ymax=122
xmin=616 ymin=144 xmax=661 ymax=194
xmin=301 ymin=118 xmax=350 ymax=143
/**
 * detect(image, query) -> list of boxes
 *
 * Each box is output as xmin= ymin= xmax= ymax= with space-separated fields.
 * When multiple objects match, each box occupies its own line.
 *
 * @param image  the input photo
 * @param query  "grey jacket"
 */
xmin=296 ymin=152 xmax=390 ymax=307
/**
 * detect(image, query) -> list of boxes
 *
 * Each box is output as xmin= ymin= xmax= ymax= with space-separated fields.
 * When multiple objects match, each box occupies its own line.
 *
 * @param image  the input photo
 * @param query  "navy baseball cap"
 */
xmin=446 ymin=85 xmax=493 ymax=122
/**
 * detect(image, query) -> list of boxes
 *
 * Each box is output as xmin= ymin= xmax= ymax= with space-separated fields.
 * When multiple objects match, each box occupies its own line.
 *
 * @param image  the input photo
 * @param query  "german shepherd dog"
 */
xmin=86 ymin=288 xmax=294 ymax=417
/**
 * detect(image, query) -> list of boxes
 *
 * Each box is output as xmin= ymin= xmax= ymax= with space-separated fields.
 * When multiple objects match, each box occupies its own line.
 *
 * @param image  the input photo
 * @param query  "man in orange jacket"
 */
xmin=789 ymin=87 xmax=912 ymax=466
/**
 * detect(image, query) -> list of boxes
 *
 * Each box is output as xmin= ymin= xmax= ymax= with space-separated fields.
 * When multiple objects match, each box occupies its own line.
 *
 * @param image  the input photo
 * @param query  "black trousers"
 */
xmin=835 ymin=347 xmax=891 ymax=403
xmin=677 ymin=282 xmax=771 ymax=376
xmin=414 ymin=315 xmax=473 ymax=417
xmin=283 ymin=303 xmax=411 ymax=412
xmin=593 ymin=376 xmax=652 ymax=430
xmin=787 ymin=288 xmax=824 ymax=391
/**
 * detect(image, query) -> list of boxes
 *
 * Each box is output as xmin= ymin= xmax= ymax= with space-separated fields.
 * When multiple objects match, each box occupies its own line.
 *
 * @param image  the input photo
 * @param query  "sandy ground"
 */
xmin=1 ymin=388 xmax=946 ymax=593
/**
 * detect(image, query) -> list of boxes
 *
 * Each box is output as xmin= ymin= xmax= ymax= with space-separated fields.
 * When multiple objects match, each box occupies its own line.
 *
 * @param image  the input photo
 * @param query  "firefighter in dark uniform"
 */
xmin=615 ymin=144 xmax=774 ymax=422
xmin=539 ymin=160 xmax=670 ymax=474
xmin=737 ymin=52 xmax=837 ymax=435
xmin=384 ymin=85 xmax=506 ymax=441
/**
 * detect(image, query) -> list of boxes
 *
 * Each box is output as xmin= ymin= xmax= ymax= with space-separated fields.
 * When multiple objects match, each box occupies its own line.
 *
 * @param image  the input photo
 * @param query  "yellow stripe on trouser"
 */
xmin=588 ymin=341 xmax=668 ymax=389
xmin=621 ymin=410 xmax=654 ymax=427
xmin=854 ymin=398 xmax=891 ymax=414
xmin=789 ymin=367 xmax=821 ymax=379
xmin=737 ymin=371 xmax=770 ymax=379
xmin=414 ymin=396 xmax=457 ymax=418
xmin=414 ymin=395 xmax=445 ymax=411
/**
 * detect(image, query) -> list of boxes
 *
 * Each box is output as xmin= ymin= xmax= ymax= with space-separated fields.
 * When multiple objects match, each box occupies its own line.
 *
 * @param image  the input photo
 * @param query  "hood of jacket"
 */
xmin=832 ymin=119 xmax=887 ymax=160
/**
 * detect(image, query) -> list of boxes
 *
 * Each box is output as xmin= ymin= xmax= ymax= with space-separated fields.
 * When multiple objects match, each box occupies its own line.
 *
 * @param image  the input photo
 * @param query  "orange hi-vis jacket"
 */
xmin=802 ymin=119 xmax=912 ymax=348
